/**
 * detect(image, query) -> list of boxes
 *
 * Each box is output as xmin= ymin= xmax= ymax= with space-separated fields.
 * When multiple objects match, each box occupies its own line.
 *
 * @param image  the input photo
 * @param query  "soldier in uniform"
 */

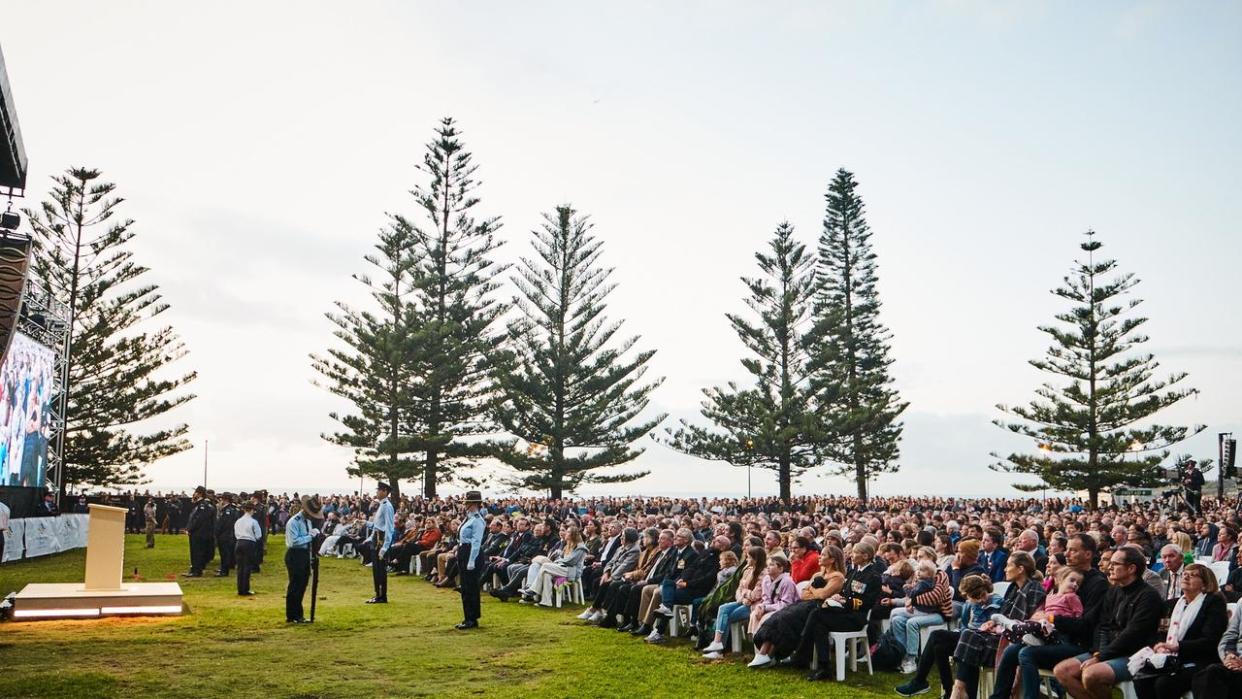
xmin=248 ymin=491 xmax=267 ymax=573
xmin=285 ymin=495 xmax=323 ymax=623
xmin=366 ymin=482 xmax=395 ymax=604
xmin=143 ymin=498 xmax=158 ymax=548
xmin=184 ymin=486 xmax=217 ymax=577
xmin=456 ymin=490 xmax=487 ymax=630
xmin=215 ymin=493 xmax=241 ymax=576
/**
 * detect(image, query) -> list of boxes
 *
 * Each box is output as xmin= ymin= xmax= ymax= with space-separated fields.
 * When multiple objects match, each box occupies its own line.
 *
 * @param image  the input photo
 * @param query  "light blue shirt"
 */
xmin=285 ymin=512 xmax=314 ymax=549
xmin=459 ymin=509 xmax=486 ymax=570
xmin=234 ymin=513 xmax=262 ymax=542
xmin=372 ymin=498 xmax=395 ymax=555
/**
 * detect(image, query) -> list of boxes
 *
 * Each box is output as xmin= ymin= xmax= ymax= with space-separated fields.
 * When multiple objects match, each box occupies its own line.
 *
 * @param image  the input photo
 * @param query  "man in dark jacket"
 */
xmin=990 ymin=532 xmax=1111 ymax=699
xmin=214 ymin=493 xmax=241 ymax=576
xmin=184 ymin=486 xmax=216 ymax=577
xmin=617 ymin=529 xmax=676 ymax=633
xmin=484 ymin=518 xmax=531 ymax=586
xmin=647 ymin=536 xmax=727 ymax=642
xmin=1052 ymin=544 xmax=1164 ymax=699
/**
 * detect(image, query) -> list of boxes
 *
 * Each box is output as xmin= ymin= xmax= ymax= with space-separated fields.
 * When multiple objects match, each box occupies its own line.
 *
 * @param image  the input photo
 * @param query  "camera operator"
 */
xmin=1182 ymin=459 xmax=1205 ymax=515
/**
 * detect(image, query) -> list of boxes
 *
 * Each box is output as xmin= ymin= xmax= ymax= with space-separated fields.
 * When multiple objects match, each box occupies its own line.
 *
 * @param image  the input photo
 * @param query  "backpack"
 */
xmin=871 ymin=628 xmax=906 ymax=671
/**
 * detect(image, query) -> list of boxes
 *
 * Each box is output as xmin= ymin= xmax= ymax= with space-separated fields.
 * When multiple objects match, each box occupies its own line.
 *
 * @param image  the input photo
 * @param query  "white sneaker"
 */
xmin=900 ymin=657 xmax=918 ymax=674
xmin=645 ymin=628 xmax=664 ymax=642
xmin=576 ymin=609 xmax=595 ymax=620
xmin=748 ymin=653 xmax=772 ymax=668
xmin=655 ymin=604 xmax=673 ymax=616
xmin=702 ymin=651 xmax=723 ymax=660
xmin=703 ymin=641 xmax=725 ymax=653
xmin=589 ymin=610 xmax=605 ymax=623
xmin=1022 ymin=633 xmax=1045 ymax=647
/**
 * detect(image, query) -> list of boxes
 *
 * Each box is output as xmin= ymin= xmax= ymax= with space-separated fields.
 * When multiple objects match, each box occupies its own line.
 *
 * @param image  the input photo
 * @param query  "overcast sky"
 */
xmin=2 ymin=1 xmax=1239 ymax=498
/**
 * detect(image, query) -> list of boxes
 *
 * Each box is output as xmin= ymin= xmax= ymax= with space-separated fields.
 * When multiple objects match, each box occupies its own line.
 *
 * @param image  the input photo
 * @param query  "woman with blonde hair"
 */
xmin=525 ymin=524 xmax=589 ymax=607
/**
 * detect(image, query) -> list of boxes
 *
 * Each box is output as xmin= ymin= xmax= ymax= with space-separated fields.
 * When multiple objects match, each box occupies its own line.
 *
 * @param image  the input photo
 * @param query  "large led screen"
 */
xmin=1 ymin=332 xmax=55 ymax=487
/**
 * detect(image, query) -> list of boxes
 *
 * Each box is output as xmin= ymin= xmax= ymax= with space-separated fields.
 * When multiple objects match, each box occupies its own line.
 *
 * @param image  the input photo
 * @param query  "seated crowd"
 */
xmin=187 ymin=490 xmax=1242 ymax=699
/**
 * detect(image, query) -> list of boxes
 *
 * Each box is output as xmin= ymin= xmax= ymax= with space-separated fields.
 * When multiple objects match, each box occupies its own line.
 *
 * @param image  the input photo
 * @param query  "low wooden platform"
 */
xmin=12 ymin=582 xmax=184 ymax=619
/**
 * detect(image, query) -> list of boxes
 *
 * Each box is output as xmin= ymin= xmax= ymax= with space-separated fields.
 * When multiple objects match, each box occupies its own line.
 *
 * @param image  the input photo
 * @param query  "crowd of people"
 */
xmin=51 ymin=486 xmax=1242 ymax=698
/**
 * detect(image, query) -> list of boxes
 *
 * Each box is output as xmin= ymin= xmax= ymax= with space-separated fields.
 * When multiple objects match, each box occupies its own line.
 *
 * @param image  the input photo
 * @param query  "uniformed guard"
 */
xmin=456 ymin=490 xmax=487 ymax=630
xmin=248 ymin=491 xmax=268 ymax=573
xmin=184 ymin=486 xmax=216 ymax=577
xmin=366 ymin=482 xmax=395 ymax=604
xmin=215 ymin=493 xmax=241 ymax=576
xmin=285 ymin=495 xmax=323 ymax=623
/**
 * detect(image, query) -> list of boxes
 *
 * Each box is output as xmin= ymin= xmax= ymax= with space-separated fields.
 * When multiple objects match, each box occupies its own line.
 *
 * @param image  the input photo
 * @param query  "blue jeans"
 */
xmin=990 ymin=641 xmax=1082 ymax=699
xmin=889 ymin=608 xmax=945 ymax=658
xmin=714 ymin=601 xmax=751 ymax=642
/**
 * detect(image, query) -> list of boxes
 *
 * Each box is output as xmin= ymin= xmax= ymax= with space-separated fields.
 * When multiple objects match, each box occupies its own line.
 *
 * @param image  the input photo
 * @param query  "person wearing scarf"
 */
xmin=1132 ymin=563 xmax=1227 ymax=699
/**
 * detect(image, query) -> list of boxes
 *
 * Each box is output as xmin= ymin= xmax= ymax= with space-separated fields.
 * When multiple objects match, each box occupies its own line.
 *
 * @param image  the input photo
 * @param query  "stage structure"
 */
xmin=12 ymin=504 xmax=184 ymax=619
xmin=1 ymin=39 xmax=33 ymax=368
xmin=14 ymin=281 xmax=71 ymax=492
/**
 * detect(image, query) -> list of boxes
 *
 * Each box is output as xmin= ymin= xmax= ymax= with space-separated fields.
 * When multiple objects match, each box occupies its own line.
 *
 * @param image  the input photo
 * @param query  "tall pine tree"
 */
xmin=403 ymin=117 xmax=506 ymax=496
xmin=810 ymin=168 xmax=907 ymax=502
xmin=311 ymin=218 xmax=421 ymax=499
xmin=991 ymin=232 xmax=1204 ymax=509
xmin=666 ymin=222 xmax=823 ymax=502
xmin=24 ymin=167 xmax=196 ymax=489
xmin=491 ymin=206 xmax=664 ymax=498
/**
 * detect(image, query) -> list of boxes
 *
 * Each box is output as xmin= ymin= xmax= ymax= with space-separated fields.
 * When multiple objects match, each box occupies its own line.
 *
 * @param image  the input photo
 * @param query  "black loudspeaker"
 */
xmin=0 ymin=209 xmax=18 ymax=230
xmin=1225 ymin=438 xmax=1238 ymax=479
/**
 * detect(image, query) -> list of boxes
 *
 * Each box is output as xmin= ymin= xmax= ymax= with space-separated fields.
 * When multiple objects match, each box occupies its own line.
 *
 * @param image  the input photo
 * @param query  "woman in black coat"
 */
xmin=1134 ymin=563 xmax=1229 ymax=699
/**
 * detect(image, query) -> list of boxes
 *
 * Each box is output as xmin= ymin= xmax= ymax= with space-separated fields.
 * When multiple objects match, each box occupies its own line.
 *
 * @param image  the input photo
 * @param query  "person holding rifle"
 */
xmin=367 ymin=482 xmax=395 ymax=604
xmin=284 ymin=495 xmax=323 ymax=623
xmin=456 ymin=490 xmax=487 ymax=630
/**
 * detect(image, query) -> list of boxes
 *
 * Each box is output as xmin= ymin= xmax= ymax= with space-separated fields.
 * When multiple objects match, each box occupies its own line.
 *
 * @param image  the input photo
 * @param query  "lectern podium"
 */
xmin=12 ymin=504 xmax=184 ymax=620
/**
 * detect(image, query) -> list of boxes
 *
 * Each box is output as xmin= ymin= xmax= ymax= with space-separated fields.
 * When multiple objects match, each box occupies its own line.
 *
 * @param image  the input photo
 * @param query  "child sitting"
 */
xmin=882 ymin=559 xmax=914 ymax=599
xmin=718 ymin=550 xmax=740 ymax=586
xmin=994 ymin=567 xmax=1083 ymax=646
xmin=907 ymin=560 xmax=941 ymax=614
xmin=958 ymin=574 xmax=1004 ymax=630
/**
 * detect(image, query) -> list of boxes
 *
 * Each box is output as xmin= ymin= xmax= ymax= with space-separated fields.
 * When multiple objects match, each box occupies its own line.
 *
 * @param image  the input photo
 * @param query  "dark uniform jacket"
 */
xmin=186 ymin=499 xmax=216 ymax=538
xmin=678 ymin=548 xmax=721 ymax=597
xmin=661 ymin=546 xmax=699 ymax=585
xmin=215 ymin=504 xmax=241 ymax=542
xmin=840 ymin=562 xmax=883 ymax=619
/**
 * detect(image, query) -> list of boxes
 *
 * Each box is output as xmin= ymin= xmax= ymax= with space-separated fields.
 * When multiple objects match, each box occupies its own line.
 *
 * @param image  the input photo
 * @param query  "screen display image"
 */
xmin=0 ymin=332 xmax=55 ymax=487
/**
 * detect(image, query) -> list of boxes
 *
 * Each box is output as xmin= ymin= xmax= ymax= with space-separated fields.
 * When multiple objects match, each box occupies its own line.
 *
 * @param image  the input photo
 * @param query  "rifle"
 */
xmin=309 ymin=534 xmax=321 ymax=622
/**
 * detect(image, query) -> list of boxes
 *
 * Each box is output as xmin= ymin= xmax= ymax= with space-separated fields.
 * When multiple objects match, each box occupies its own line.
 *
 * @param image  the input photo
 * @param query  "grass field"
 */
xmin=1 ymin=535 xmax=908 ymax=698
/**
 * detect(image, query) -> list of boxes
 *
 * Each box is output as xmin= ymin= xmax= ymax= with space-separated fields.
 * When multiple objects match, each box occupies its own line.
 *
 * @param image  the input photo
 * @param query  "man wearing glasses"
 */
xmin=1052 ymin=544 xmax=1164 ymax=699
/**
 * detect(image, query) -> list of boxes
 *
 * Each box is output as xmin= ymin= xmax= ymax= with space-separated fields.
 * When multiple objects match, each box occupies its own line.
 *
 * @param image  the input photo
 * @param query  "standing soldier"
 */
xmin=366 ymin=482 xmax=395 ymax=604
xmin=456 ymin=490 xmax=487 ymax=630
xmin=284 ymin=495 xmax=323 ymax=623
xmin=183 ymin=486 xmax=216 ymax=577
xmin=234 ymin=501 xmax=262 ymax=596
xmin=215 ymin=493 xmax=241 ymax=577
xmin=250 ymin=490 xmax=268 ymax=574
xmin=144 ymin=498 xmax=158 ymax=548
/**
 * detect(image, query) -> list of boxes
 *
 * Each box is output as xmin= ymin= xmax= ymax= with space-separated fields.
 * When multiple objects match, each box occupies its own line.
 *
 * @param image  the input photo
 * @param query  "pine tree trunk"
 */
xmin=779 ymin=453 xmax=791 ymax=504
xmin=854 ymin=434 xmax=867 ymax=502
xmin=388 ymin=474 xmax=401 ymax=501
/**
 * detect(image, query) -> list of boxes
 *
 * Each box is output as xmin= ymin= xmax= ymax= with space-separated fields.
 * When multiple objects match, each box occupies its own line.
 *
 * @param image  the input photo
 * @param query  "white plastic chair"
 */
xmin=828 ymin=623 xmax=873 ymax=680
xmin=1211 ymin=561 xmax=1231 ymax=586
xmin=729 ymin=620 xmax=749 ymax=653
xmin=669 ymin=604 xmax=692 ymax=636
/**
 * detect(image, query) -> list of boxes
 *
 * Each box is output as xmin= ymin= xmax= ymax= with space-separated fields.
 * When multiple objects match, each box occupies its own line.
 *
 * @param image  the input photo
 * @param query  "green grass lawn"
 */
xmin=0 ymin=535 xmax=907 ymax=698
